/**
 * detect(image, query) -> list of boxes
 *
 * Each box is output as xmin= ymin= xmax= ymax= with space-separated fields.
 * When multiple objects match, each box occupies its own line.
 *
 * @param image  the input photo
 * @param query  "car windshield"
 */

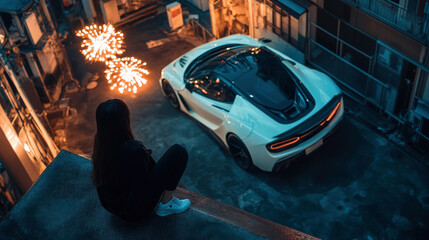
xmin=214 ymin=46 xmax=297 ymax=111
xmin=186 ymin=44 xmax=242 ymax=78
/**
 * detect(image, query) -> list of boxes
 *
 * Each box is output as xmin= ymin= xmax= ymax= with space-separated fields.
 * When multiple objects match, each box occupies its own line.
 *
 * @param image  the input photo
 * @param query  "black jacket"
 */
xmin=96 ymin=140 xmax=155 ymax=221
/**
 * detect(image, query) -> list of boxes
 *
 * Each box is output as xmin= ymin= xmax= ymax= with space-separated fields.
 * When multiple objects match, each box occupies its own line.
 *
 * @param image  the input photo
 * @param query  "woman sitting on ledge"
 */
xmin=91 ymin=99 xmax=190 ymax=221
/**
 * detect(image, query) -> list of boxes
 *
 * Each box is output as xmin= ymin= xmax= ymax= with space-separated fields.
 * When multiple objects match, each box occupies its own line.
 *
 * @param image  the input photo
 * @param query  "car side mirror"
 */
xmin=258 ymin=38 xmax=271 ymax=43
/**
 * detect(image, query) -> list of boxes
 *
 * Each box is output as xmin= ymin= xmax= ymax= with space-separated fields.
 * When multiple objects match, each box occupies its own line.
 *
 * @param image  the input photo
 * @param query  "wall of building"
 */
xmin=349 ymin=8 xmax=424 ymax=62
xmin=310 ymin=0 xmax=429 ymax=143
xmin=0 ymin=0 xmax=66 ymax=200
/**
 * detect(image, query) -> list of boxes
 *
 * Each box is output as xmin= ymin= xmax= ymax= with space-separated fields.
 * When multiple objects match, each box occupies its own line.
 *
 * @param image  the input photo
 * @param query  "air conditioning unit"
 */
xmin=166 ymin=2 xmax=184 ymax=30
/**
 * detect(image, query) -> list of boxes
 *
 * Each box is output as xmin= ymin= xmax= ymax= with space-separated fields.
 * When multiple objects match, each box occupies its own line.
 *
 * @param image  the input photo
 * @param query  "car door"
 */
xmin=180 ymin=72 xmax=235 ymax=130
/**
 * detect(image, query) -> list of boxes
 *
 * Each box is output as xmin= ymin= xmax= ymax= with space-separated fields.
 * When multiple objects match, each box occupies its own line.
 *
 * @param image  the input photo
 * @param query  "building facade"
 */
xmin=87 ymin=0 xmax=160 ymax=26
xmin=0 ymin=0 xmax=75 ymax=107
xmin=308 ymin=0 xmax=429 ymax=147
xmin=0 ymin=0 xmax=70 ymax=214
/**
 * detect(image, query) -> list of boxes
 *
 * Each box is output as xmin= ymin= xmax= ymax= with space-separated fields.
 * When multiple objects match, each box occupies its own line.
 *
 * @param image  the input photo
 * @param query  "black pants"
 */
xmin=140 ymin=144 xmax=188 ymax=216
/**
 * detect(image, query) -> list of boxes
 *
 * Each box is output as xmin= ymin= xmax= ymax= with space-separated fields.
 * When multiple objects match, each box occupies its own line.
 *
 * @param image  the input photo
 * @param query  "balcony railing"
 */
xmin=342 ymin=0 xmax=429 ymax=44
xmin=188 ymin=19 xmax=215 ymax=43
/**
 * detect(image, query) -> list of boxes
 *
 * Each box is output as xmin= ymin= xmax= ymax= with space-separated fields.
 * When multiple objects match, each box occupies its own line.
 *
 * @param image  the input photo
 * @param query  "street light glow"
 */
xmin=105 ymin=57 xmax=149 ymax=94
xmin=76 ymin=24 xmax=124 ymax=62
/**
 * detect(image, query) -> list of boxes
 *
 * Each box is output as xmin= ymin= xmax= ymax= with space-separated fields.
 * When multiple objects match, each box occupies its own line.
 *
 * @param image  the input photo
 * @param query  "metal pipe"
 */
xmin=0 ymin=56 xmax=59 ymax=159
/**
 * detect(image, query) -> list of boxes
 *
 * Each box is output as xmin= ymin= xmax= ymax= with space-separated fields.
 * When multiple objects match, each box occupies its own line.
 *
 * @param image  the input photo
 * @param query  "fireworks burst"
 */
xmin=76 ymin=24 xmax=124 ymax=62
xmin=105 ymin=57 xmax=149 ymax=94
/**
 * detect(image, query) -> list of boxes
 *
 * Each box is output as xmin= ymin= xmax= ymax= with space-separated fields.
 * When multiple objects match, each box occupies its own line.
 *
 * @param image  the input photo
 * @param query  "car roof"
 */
xmin=198 ymin=46 xmax=296 ymax=110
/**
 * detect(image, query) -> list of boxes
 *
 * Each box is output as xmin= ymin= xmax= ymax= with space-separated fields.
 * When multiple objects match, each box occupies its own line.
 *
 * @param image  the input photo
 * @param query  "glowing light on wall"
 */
xmin=24 ymin=143 xmax=31 ymax=153
xmin=105 ymin=57 xmax=149 ymax=94
xmin=76 ymin=24 xmax=124 ymax=62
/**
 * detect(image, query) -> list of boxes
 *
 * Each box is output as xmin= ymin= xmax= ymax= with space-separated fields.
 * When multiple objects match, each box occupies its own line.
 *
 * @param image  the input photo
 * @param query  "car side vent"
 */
xmin=284 ymin=105 xmax=300 ymax=119
xmin=179 ymin=56 xmax=188 ymax=68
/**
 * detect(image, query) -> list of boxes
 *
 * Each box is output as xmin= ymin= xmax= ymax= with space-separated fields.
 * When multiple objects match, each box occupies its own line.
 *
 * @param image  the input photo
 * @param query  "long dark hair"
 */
xmin=92 ymin=99 xmax=134 ymax=187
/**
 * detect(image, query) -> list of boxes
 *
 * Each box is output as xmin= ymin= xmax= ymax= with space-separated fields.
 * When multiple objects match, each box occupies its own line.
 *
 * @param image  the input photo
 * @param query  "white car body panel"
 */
xmin=160 ymin=34 xmax=344 ymax=172
xmin=179 ymin=89 xmax=227 ymax=129
xmin=248 ymin=99 xmax=344 ymax=171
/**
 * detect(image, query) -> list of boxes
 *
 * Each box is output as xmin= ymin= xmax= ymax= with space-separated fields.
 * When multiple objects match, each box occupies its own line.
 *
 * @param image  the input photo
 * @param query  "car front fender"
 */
xmin=161 ymin=64 xmax=186 ymax=91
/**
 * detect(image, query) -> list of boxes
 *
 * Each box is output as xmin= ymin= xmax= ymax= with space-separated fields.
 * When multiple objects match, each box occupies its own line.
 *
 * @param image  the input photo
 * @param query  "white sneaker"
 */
xmin=155 ymin=197 xmax=191 ymax=217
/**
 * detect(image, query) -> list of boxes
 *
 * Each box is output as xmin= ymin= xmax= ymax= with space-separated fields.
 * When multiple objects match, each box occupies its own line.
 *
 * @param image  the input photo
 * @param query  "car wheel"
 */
xmin=227 ymin=134 xmax=255 ymax=171
xmin=162 ymin=80 xmax=180 ymax=109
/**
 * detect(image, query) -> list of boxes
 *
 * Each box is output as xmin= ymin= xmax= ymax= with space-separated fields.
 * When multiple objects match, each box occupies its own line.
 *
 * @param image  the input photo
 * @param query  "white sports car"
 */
xmin=160 ymin=35 xmax=343 ymax=172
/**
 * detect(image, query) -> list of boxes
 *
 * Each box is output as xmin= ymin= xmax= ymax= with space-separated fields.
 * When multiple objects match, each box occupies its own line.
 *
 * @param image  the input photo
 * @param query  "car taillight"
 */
xmin=268 ymin=137 xmax=300 ymax=151
xmin=326 ymin=101 xmax=341 ymax=122
xmin=319 ymin=101 xmax=341 ymax=127
xmin=267 ymin=99 xmax=341 ymax=152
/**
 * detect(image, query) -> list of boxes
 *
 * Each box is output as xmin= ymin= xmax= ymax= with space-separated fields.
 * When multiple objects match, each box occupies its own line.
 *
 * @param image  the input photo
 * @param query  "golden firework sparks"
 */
xmin=76 ymin=24 xmax=124 ymax=62
xmin=105 ymin=57 xmax=149 ymax=94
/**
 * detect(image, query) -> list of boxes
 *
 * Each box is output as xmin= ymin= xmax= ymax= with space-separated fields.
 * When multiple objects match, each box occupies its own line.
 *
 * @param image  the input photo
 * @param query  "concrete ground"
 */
xmin=1 ymin=150 xmax=317 ymax=240
xmin=61 ymin=12 xmax=429 ymax=240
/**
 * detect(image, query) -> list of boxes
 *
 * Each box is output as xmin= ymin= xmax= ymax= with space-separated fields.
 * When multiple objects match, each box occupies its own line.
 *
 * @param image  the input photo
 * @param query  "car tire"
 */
xmin=162 ymin=80 xmax=180 ymax=109
xmin=227 ymin=134 xmax=255 ymax=171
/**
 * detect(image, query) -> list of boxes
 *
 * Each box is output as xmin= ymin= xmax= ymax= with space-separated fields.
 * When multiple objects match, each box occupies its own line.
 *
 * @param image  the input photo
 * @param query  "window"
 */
xmin=190 ymin=73 xmax=235 ymax=102
xmin=266 ymin=5 xmax=273 ymax=30
xmin=274 ymin=11 xmax=281 ymax=35
xmin=0 ymin=13 xmax=12 ymax=30
xmin=24 ymin=12 xmax=43 ymax=45
xmin=22 ymin=55 xmax=35 ymax=78
xmin=290 ymin=15 xmax=299 ymax=43
xmin=417 ymin=70 xmax=429 ymax=102
xmin=263 ymin=1 xmax=307 ymax=51
xmin=0 ymin=85 xmax=12 ymax=117
xmin=33 ymin=54 xmax=44 ymax=76
xmin=0 ymin=83 xmax=21 ymax=133
xmin=282 ymin=13 xmax=289 ymax=40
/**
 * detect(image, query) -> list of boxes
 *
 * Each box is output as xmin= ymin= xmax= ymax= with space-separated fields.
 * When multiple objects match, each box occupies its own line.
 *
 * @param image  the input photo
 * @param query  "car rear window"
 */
xmin=216 ymin=47 xmax=297 ymax=111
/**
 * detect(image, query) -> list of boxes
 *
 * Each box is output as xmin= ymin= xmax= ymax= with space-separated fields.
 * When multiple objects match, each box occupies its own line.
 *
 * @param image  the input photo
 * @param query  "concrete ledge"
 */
xmin=0 ymin=150 xmax=319 ymax=240
xmin=176 ymin=188 xmax=319 ymax=240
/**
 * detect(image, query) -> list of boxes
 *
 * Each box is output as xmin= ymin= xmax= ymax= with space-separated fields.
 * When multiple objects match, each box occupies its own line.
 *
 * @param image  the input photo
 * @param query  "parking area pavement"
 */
xmin=63 ymin=13 xmax=429 ymax=240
